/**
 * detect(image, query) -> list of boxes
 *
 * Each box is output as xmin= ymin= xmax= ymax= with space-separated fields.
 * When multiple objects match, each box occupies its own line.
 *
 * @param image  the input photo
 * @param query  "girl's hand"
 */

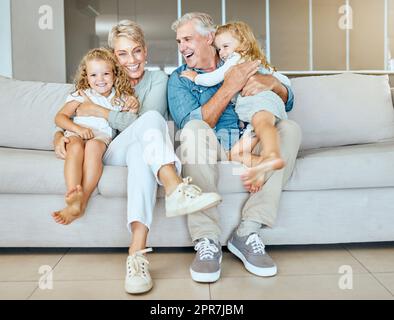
xmin=181 ymin=70 xmax=198 ymax=82
xmin=122 ymin=95 xmax=140 ymax=113
xmin=54 ymin=132 xmax=70 ymax=160
xmin=75 ymin=126 xmax=94 ymax=140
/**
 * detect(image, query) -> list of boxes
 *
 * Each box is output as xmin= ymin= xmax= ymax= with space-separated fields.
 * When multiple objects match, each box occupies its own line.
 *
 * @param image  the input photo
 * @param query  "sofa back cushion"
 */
xmin=289 ymin=73 xmax=394 ymax=150
xmin=0 ymin=77 xmax=72 ymax=150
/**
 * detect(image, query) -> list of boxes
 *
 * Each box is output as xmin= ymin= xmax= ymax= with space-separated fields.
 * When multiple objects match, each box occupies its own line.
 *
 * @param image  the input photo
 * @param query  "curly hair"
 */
xmin=73 ymin=48 xmax=135 ymax=106
xmin=216 ymin=21 xmax=274 ymax=71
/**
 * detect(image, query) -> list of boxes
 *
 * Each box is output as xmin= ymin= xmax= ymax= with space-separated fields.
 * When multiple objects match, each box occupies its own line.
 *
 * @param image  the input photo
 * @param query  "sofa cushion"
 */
xmin=216 ymin=140 xmax=394 ymax=193
xmin=289 ymin=73 xmax=394 ymax=150
xmin=1 ymin=141 xmax=393 ymax=196
xmin=285 ymin=139 xmax=394 ymax=191
xmin=0 ymin=148 xmax=66 ymax=195
xmin=0 ymin=147 xmax=166 ymax=198
xmin=0 ymin=77 xmax=72 ymax=151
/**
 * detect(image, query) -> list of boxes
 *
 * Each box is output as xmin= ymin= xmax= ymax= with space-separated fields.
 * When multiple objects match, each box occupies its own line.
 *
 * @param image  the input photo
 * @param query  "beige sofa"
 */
xmin=1 ymin=73 xmax=394 ymax=248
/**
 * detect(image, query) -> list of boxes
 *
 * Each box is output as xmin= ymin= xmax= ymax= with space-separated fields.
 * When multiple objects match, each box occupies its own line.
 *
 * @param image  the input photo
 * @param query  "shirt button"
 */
xmin=199 ymin=90 xmax=203 ymax=93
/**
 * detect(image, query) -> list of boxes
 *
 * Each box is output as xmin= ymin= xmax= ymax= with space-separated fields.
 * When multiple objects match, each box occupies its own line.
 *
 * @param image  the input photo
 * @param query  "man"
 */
xmin=168 ymin=12 xmax=301 ymax=282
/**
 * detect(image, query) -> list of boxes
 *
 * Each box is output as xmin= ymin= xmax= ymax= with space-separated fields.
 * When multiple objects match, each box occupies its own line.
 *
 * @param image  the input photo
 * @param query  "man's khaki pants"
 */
xmin=179 ymin=119 xmax=302 ymax=243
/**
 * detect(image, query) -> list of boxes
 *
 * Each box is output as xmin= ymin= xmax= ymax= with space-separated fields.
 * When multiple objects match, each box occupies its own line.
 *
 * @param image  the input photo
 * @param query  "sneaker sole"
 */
xmin=190 ymin=255 xmax=223 ymax=283
xmin=166 ymin=197 xmax=222 ymax=218
xmin=125 ymin=281 xmax=153 ymax=294
xmin=227 ymin=241 xmax=277 ymax=277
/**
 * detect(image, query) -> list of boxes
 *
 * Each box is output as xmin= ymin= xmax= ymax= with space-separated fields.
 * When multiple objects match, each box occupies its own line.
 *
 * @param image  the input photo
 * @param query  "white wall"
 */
xmin=11 ymin=0 xmax=66 ymax=83
xmin=0 ymin=0 xmax=13 ymax=78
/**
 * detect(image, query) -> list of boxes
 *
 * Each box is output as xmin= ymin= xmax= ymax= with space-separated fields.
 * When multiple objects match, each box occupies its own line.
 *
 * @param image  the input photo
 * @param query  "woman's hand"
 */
xmin=54 ymin=131 xmax=70 ymax=160
xmin=122 ymin=95 xmax=140 ymax=113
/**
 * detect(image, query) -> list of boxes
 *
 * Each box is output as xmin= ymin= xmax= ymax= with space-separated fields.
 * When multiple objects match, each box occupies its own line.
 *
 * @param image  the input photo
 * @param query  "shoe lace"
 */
xmin=127 ymin=248 xmax=152 ymax=278
xmin=246 ymin=233 xmax=266 ymax=254
xmin=181 ymin=177 xmax=202 ymax=199
xmin=194 ymin=238 xmax=219 ymax=260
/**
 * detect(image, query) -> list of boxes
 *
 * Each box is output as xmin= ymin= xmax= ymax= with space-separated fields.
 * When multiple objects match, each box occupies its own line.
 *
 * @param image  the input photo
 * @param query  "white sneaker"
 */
xmin=125 ymin=248 xmax=153 ymax=294
xmin=165 ymin=177 xmax=222 ymax=218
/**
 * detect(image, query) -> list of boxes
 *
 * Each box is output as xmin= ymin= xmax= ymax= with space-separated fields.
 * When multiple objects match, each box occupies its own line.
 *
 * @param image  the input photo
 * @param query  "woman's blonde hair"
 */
xmin=108 ymin=20 xmax=146 ymax=49
xmin=216 ymin=21 xmax=274 ymax=70
xmin=73 ymin=48 xmax=135 ymax=106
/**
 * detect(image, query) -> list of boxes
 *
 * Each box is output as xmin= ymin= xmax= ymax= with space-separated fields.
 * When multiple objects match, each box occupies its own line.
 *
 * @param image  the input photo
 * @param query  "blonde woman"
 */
xmin=54 ymin=20 xmax=221 ymax=294
xmin=181 ymin=21 xmax=292 ymax=193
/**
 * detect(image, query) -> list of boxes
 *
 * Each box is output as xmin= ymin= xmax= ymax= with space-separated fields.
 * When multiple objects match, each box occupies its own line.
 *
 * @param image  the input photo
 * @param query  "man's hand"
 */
xmin=241 ymin=73 xmax=288 ymax=103
xmin=54 ymin=132 xmax=70 ymax=160
xmin=222 ymin=60 xmax=260 ymax=94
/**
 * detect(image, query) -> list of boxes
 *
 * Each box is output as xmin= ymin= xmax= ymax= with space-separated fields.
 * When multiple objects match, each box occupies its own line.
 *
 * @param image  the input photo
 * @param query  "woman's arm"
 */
xmin=108 ymin=71 xmax=169 ymax=132
xmin=56 ymin=100 xmax=94 ymax=139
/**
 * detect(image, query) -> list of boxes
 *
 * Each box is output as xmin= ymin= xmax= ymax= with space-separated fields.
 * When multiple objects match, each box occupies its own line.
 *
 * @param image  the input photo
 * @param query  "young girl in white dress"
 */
xmin=53 ymin=48 xmax=138 ymax=225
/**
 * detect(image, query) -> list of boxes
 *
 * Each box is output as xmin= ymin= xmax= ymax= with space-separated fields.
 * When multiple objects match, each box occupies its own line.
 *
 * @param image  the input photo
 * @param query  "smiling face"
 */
xmin=86 ymin=59 xmax=114 ymax=97
xmin=113 ymin=36 xmax=147 ymax=81
xmin=176 ymin=20 xmax=215 ymax=69
xmin=214 ymin=31 xmax=240 ymax=61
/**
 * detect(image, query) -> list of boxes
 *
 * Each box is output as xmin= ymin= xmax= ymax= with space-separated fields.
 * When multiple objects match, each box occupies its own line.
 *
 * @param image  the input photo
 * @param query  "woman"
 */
xmin=53 ymin=20 xmax=221 ymax=294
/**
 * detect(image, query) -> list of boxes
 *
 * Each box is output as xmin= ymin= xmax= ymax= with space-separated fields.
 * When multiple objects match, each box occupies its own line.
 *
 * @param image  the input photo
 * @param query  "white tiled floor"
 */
xmin=1 ymin=244 xmax=393 ymax=300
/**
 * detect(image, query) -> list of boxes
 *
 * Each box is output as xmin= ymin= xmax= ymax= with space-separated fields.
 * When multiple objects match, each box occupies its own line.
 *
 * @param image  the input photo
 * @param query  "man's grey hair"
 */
xmin=171 ymin=12 xmax=216 ymax=36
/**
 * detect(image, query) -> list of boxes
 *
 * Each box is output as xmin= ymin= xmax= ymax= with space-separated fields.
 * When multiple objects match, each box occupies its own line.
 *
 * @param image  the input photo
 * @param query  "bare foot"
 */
xmin=52 ymin=185 xmax=85 ymax=225
xmin=241 ymin=155 xmax=285 ymax=193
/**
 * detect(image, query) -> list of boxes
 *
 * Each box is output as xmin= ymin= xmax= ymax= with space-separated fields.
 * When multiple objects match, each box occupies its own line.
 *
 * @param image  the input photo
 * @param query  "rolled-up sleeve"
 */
xmin=108 ymin=111 xmax=138 ymax=132
xmin=284 ymin=84 xmax=294 ymax=112
xmin=168 ymin=71 xmax=202 ymax=129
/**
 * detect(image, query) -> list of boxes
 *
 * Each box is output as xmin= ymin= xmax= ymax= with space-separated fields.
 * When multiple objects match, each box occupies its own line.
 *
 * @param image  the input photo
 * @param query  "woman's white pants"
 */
xmin=102 ymin=111 xmax=181 ymax=232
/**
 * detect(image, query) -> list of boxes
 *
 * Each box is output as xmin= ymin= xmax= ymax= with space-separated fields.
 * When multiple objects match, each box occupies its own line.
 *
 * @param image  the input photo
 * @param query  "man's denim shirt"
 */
xmin=168 ymin=63 xmax=294 ymax=151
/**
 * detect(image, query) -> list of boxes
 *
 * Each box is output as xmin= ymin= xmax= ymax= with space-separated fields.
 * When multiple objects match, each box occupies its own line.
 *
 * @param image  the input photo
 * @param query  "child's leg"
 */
xmin=53 ymin=136 xmax=85 ymax=225
xmin=64 ymin=136 xmax=85 ymax=190
xmin=241 ymin=111 xmax=285 ymax=193
xmin=80 ymin=139 xmax=107 ymax=213
xmin=229 ymin=133 xmax=260 ymax=167
xmin=253 ymin=111 xmax=283 ymax=162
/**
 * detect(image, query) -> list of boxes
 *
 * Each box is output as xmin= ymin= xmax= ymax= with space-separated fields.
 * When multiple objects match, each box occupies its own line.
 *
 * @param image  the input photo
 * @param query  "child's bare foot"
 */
xmin=52 ymin=185 xmax=85 ymax=225
xmin=241 ymin=155 xmax=285 ymax=193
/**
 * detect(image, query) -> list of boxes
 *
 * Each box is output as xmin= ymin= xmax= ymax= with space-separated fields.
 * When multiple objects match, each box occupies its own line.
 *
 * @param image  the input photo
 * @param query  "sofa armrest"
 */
xmin=391 ymin=88 xmax=394 ymax=107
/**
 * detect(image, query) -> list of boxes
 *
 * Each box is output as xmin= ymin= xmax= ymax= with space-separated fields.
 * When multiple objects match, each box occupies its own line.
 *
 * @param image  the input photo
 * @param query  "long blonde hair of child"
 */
xmin=73 ymin=48 xmax=135 ymax=106
xmin=216 ymin=21 xmax=274 ymax=71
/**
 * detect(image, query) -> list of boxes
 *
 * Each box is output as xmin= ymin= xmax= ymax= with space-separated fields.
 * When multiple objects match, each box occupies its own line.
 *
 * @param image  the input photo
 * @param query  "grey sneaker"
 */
xmin=228 ymin=231 xmax=277 ymax=277
xmin=190 ymin=238 xmax=222 ymax=283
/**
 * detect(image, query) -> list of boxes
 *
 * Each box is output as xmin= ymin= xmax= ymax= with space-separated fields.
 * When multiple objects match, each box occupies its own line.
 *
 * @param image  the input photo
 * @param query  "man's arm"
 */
xmin=242 ymin=73 xmax=290 ymax=105
xmin=200 ymin=61 xmax=261 ymax=128
xmin=168 ymin=61 xmax=260 ymax=129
